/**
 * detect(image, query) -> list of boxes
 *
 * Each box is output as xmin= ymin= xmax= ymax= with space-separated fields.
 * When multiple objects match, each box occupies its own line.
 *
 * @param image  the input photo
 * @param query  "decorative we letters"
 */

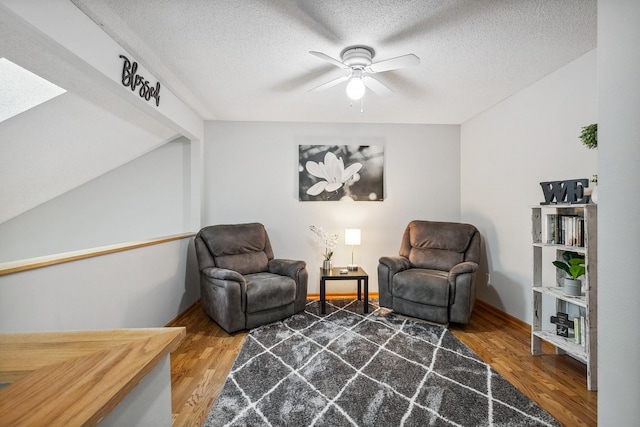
xmin=119 ymin=55 xmax=161 ymax=106
xmin=540 ymin=179 xmax=589 ymax=205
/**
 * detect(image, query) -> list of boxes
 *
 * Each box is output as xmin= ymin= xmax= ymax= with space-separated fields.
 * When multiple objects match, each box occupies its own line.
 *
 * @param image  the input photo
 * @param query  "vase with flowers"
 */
xmin=309 ymin=225 xmax=339 ymax=271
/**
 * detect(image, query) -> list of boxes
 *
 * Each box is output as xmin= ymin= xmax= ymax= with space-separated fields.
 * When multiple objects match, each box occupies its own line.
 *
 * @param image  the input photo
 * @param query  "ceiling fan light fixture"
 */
xmin=346 ymin=72 xmax=365 ymax=100
xmin=309 ymin=45 xmax=418 ymax=101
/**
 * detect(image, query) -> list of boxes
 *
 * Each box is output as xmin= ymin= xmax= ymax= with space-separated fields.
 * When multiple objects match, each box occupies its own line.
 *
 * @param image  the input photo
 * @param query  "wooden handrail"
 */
xmin=0 ymin=232 xmax=195 ymax=277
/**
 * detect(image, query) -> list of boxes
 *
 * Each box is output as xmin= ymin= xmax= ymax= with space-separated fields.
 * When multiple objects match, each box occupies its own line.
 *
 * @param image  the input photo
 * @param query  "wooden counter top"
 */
xmin=0 ymin=327 xmax=185 ymax=426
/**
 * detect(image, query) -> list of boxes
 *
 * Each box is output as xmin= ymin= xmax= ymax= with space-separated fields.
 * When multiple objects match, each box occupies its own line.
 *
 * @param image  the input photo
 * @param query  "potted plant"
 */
xmin=579 ymin=124 xmax=598 ymax=203
xmin=579 ymin=123 xmax=597 ymax=149
xmin=552 ymin=251 xmax=585 ymax=296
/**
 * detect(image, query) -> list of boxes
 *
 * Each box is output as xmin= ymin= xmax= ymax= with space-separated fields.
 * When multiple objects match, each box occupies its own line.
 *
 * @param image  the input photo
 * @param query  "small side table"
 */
xmin=319 ymin=267 xmax=369 ymax=314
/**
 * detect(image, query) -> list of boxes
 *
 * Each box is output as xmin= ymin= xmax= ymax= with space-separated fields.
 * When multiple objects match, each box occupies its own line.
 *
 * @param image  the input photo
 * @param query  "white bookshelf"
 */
xmin=531 ymin=204 xmax=597 ymax=390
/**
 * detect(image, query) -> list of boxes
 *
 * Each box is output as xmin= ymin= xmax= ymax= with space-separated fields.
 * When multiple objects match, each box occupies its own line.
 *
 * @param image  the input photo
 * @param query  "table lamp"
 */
xmin=345 ymin=229 xmax=361 ymax=271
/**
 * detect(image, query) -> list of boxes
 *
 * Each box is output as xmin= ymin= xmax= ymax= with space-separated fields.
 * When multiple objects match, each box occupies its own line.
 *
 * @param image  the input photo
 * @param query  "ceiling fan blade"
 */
xmin=309 ymin=75 xmax=349 ymax=93
xmin=368 ymin=54 xmax=420 ymax=73
xmin=309 ymin=51 xmax=349 ymax=69
xmin=363 ymin=76 xmax=394 ymax=97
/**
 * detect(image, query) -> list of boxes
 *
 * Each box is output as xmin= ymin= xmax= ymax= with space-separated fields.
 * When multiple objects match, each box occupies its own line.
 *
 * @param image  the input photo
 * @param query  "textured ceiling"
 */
xmin=72 ymin=0 xmax=597 ymax=125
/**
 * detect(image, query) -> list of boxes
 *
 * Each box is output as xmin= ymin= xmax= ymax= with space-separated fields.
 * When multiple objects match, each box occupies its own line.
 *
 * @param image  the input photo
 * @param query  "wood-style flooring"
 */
xmin=168 ymin=298 xmax=597 ymax=427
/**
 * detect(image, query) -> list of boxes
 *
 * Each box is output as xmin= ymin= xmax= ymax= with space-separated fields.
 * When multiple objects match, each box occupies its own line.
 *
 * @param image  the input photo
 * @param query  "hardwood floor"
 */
xmin=168 ymin=299 xmax=597 ymax=426
xmin=169 ymin=302 xmax=247 ymax=427
xmin=449 ymin=300 xmax=597 ymax=427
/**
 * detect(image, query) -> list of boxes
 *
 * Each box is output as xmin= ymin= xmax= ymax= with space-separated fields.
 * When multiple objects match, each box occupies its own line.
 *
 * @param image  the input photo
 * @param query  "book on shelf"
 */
xmin=546 ymin=214 xmax=585 ymax=247
xmin=570 ymin=316 xmax=586 ymax=346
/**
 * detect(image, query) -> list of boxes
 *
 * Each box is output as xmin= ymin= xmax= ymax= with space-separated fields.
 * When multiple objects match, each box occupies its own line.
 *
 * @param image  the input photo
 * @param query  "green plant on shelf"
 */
xmin=552 ymin=251 xmax=585 ymax=280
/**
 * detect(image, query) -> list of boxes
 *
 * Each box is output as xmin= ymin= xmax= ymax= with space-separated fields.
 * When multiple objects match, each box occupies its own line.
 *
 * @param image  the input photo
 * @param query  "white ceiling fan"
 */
xmin=308 ymin=46 xmax=420 ymax=100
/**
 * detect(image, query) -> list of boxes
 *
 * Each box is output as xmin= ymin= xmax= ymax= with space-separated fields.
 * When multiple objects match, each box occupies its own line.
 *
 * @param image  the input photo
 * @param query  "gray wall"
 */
xmin=0 ymin=91 xmax=176 ymax=225
xmin=0 ymin=138 xmax=201 ymax=332
xmin=460 ymin=50 xmax=598 ymax=321
xmin=204 ymin=121 xmax=461 ymax=294
xmin=0 ymin=137 xmax=192 ymax=262
xmin=598 ymin=0 xmax=640 ymax=423
xmin=0 ymin=237 xmax=199 ymax=332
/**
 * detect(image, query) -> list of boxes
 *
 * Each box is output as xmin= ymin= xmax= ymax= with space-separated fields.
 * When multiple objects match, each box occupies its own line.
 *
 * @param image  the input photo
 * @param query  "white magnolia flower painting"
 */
xmin=298 ymin=145 xmax=384 ymax=201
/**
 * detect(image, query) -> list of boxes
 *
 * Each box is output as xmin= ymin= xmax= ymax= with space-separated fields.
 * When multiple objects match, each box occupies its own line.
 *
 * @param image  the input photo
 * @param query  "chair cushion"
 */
xmin=199 ymin=223 xmax=274 ymax=274
xmin=245 ymin=272 xmax=296 ymax=314
xmin=393 ymin=269 xmax=449 ymax=307
xmin=216 ymin=252 xmax=270 ymax=275
xmin=402 ymin=221 xmax=478 ymax=271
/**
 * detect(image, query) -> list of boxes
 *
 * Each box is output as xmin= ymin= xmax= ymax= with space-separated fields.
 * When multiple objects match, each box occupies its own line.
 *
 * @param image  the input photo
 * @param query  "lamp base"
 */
xmin=347 ymin=264 xmax=359 ymax=271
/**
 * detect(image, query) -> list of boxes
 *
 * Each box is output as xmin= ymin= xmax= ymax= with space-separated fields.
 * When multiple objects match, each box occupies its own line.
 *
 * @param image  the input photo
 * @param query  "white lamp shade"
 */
xmin=345 ymin=229 xmax=361 ymax=245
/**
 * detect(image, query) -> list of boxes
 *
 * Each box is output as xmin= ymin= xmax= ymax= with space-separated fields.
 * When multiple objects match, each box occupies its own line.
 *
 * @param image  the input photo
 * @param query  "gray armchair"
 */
xmin=195 ymin=223 xmax=308 ymax=333
xmin=378 ymin=220 xmax=480 ymax=324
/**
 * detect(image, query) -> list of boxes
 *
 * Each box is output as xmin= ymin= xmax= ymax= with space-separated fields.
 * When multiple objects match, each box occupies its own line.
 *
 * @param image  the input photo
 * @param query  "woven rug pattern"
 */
xmin=205 ymin=299 xmax=559 ymax=427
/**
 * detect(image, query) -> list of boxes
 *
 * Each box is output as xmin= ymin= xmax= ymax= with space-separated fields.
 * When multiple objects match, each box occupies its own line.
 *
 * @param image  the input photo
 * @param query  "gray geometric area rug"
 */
xmin=205 ymin=299 xmax=559 ymax=427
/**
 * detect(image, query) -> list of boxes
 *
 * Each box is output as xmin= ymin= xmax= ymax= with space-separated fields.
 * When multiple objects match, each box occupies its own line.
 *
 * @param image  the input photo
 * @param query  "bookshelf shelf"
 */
xmin=532 ymin=330 xmax=588 ymax=362
xmin=532 ymin=242 xmax=586 ymax=253
xmin=532 ymin=286 xmax=587 ymax=308
xmin=531 ymin=204 xmax=597 ymax=391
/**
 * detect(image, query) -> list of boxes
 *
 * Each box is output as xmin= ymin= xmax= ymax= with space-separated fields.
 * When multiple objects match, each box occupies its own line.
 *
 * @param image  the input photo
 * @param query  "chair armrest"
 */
xmin=201 ymin=267 xmax=245 ymax=283
xmin=378 ymin=256 xmax=411 ymax=274
xmin=377 ymin=256 xmax=410 ymax=307
xmin=199 ymin=267 xmax=247 ymax=326
xmin=269 ymin=259 xmax=307 ymax=279
xmin=448 ymin=261 xmax=478 ymax=284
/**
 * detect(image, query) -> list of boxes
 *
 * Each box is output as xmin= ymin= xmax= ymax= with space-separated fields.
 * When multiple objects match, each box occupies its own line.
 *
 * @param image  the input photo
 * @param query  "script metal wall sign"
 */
xmin=119 ymin=54 xmax=161 ymax=106
xmin=540 ymin=178 xmax=590 ymax=204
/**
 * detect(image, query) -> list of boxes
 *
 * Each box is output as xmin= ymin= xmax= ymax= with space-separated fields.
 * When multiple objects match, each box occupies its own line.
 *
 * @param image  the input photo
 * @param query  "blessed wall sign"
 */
xmin=119 ymin=54 xmax=161 ymax=106
xmin=540 ymin=178 xmax=590 ymax=204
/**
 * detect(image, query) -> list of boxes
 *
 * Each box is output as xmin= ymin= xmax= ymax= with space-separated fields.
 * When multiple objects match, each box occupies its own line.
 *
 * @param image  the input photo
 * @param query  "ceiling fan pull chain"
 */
xmin=348 ymin=98 xmax=365 ymax=113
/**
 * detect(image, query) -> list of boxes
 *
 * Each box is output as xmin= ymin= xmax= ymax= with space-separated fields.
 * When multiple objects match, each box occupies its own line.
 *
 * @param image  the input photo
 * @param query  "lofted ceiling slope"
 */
xmin=72 ymin=0 xmax=597 ymax=125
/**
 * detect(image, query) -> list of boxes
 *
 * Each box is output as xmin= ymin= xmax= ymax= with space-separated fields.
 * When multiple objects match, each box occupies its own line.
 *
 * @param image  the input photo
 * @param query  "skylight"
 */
xmin=0 ymin=58 xmax=66 ymax=123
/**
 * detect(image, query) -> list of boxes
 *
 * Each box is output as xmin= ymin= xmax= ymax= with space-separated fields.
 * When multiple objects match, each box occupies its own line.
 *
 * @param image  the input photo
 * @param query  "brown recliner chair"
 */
xmin=378 ymin=220 xmax=480 ymax=324
xmin=194 ymin=223 xmax=308 ymax=333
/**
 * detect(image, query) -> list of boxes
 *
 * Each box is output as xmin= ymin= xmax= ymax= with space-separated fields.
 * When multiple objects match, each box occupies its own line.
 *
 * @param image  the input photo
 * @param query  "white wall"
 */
xmin=0 ymin=0 xmax=204 ymax=229
xmin=204 ymin=121 xmax=461 ymax=294
xmin=0 ymin=92 xmax=177 ymax=225
xmin=598 ymin=1 xmax=640 ymax=423
xmin=0 ymin=0 xmax=206 ymax=262
xmin=0 ymin=137 xmax=193 ymax=263
xmin=100 ymin=357 xmax=173 ymax=427
xmin=460 ymin=49 xmax=598 ymax=321
xmin=0 ymin=1 xmax=205 ymax=339
xmin=0 ymin=236 xmax=199 ymax=332
xmin=0 ymin=136 xmax=201 ymax=334
xmin=0 ymin=0 xmax=205 ymax=333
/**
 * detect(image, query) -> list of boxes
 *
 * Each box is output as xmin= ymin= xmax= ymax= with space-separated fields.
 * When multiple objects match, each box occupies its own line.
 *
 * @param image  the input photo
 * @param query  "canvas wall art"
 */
xmin=298 ymin=145 xmax=384 ymax=201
